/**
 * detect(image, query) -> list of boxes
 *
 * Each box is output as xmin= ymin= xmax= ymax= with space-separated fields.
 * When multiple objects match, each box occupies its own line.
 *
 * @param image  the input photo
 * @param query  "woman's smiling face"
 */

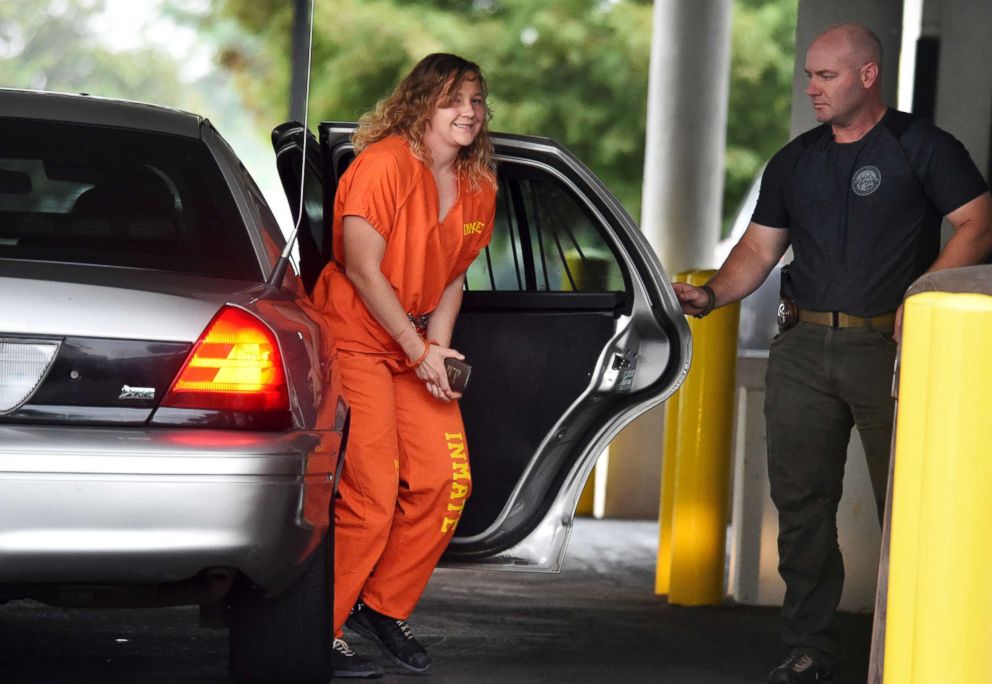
xmin=425 ymin=74 xmax=486 ymax=152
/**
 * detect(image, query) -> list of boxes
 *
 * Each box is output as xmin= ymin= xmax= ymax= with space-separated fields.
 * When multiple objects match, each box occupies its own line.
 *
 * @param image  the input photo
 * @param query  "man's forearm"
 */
xmin=932 ymin=192 xmax=992 ymax=272
xmin=673 ymin=222 xmax=788 ymax=315
xmin=707 ymin=235 xmax=784 ymax=306
xmin=929 ymin=223 xmax=992 ymax=273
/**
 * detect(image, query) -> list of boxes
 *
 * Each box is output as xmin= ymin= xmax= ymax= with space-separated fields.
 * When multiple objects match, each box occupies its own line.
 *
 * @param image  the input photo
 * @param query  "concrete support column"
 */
xmin=640 ymin=0 xmax=732 ymax=274
xmin=603 ymin=0 xmax=733 ymax=522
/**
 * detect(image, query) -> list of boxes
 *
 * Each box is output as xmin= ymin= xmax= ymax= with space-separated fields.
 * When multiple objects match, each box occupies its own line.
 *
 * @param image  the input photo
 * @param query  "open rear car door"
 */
xmin=273 ymin=121 xmax=691 ymax=571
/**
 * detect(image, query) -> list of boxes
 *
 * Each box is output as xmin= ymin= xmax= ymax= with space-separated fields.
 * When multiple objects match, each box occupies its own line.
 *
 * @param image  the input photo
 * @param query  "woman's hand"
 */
xmin=410 ymin=340 xmax=465 ymax=402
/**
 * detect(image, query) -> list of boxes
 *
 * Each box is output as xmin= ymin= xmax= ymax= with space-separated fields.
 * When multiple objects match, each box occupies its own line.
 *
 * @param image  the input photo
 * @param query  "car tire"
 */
xmin=228 ymin=533 xmax=333 ymax=683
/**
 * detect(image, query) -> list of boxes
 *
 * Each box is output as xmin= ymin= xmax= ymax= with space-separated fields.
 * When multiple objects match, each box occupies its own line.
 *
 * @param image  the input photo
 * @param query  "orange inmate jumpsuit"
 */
xmin=311 ymin=135 xmax=495 ymax=634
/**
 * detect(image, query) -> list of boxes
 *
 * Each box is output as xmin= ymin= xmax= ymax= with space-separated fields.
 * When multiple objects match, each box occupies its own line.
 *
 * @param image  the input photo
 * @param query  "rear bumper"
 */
xmin=0 ymin=425 xmax=338 ymax=594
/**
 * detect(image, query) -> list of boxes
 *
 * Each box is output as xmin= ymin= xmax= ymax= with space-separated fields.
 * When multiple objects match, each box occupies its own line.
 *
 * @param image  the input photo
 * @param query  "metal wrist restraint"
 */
xmin=407 ymin=312 xmax=430 ymax=337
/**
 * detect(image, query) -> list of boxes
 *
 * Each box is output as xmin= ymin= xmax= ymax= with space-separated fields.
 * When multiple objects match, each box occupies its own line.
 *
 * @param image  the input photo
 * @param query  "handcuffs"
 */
xmin=407 ymin=312 xmax=430 ymax=336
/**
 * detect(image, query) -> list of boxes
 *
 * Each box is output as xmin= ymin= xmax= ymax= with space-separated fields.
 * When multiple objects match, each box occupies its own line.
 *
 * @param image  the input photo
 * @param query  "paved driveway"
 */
xmin=0 ymin=519 xmax=872 ymax=683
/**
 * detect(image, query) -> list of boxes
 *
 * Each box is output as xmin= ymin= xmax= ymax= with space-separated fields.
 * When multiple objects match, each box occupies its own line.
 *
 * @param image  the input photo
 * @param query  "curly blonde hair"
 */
xmin=352 ymin=53 xmax=496 ymax=192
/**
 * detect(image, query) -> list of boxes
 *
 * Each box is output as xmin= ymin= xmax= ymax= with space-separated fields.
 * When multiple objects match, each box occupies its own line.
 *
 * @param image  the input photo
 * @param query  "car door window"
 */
xmin=450 ymin=160 xmax=636 ymax=543
xmin=465 ymin=165 xmax=625 ymax=293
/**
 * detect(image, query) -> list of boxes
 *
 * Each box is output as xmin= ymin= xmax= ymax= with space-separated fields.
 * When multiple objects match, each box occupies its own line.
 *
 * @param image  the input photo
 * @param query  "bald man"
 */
xmin=675 ymin=22 xmax=992 ymax=684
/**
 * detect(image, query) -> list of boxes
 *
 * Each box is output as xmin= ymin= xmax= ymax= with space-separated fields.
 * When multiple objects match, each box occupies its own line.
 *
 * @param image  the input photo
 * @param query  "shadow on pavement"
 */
xmin=0 ymin=519 xmax=872 ymax=683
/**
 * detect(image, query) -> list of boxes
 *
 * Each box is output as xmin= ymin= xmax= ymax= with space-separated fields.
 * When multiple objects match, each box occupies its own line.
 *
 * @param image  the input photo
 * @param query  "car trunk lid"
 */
xmin=0 ymin=260 xmax=260 ymax=425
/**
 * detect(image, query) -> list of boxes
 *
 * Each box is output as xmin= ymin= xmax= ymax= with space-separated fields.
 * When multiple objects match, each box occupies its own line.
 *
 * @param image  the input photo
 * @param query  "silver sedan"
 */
xmin=0 ymin=89 xmax=690 ymax=682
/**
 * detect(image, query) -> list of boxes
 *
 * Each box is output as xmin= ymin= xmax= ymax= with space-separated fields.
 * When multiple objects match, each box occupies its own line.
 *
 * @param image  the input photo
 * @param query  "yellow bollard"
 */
xmin=656 ymin=270 xmax=740 ymax=605
xmin=575 ymin=472 xmax=595 ymax=517
xmin=883 ymin=291 xmax=992 ymax=684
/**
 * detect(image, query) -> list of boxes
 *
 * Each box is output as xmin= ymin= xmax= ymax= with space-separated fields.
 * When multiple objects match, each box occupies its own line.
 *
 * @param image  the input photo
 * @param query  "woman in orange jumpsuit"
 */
xmin=311 ymin=53 xmax=496 ymax=678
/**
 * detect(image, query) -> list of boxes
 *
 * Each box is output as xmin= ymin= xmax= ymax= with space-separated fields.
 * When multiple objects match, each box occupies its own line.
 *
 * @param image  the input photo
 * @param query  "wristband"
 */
xmin=405 ymin=339 xmax=440 ymax=369
xmin=405 ymin=338 xmax=431 ymax=368
xmin=694 ymin=284 xmax=716 ymax=318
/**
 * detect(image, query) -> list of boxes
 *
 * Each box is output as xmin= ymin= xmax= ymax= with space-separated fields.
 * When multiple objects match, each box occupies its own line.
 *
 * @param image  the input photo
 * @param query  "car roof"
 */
xmin=0 ymin=88 xmax=203 ymax=139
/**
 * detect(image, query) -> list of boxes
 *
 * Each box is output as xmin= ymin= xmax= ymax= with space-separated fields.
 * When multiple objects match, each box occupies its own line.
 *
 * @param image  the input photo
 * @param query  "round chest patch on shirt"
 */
xmin=852 ymin=165 xmax=882 ymax=196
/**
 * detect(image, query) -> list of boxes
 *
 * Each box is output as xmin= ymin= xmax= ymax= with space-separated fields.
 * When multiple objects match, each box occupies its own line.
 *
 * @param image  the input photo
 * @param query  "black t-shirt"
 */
xmin=752 ymin=108 xmax=988 ymax=316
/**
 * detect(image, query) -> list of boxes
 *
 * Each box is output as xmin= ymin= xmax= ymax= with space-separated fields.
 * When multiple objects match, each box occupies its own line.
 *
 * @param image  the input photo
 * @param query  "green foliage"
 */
xmin=725 ymin=0 xmax=797 ymax=233
xmin=486 ymin=1 xmax=654 ymax=216
xmin=201 ymin=0 xmax=652 ymax=214
xmin=3 ymin=0 xmax=794 ymax=237
xmin=0 ymin=0 xmax=185 ymax=105
xmin=201 ymin=0 xmax=795 ymax=233
xmin=0 ymin=0 xmax=301 ymax=228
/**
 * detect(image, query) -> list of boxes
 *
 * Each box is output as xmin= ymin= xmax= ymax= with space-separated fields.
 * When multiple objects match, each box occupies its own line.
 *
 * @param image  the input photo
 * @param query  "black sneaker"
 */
xmin=345 ymin=602 xmax=432 ymax=675
xmin=768 ymin=651 xmax=836 ymax=683
xmin=332 ymin=638 xmax=384 ymax=679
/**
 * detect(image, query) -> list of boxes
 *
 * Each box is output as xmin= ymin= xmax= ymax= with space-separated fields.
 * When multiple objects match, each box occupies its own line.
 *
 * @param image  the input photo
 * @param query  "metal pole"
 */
xmin=289 ymin=0 xmax=310 ymax=123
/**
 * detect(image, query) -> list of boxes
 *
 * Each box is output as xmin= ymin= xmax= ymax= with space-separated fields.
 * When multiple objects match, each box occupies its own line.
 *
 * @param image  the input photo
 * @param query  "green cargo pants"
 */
xmin=764 ymin=322 xmax=897 ymax=663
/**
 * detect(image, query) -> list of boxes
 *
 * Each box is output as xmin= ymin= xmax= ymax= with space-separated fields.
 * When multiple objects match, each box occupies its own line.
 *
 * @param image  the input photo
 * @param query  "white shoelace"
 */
xmin=395 ymin=619 xmax=415 ymax=640
xmin=333 ymin=638 xmax=356 ymax=657
xmin=790 ymin=654 xmax=813 ymax=672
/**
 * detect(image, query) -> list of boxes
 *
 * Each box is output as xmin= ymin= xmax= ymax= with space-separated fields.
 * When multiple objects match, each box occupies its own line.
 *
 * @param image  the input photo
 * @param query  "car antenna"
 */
xmin=268 ymin=0 xmax=316 ymax=289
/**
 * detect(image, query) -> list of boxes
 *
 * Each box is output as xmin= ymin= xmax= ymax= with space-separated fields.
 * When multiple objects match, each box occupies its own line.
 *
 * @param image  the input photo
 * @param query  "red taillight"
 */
xmin=161 ymin=306 xmax=289 ymax=412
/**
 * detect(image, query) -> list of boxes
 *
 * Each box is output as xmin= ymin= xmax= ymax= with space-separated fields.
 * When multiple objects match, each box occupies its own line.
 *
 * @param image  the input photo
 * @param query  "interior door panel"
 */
xmin=451 ymin=302 xmax=616 ymax=538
